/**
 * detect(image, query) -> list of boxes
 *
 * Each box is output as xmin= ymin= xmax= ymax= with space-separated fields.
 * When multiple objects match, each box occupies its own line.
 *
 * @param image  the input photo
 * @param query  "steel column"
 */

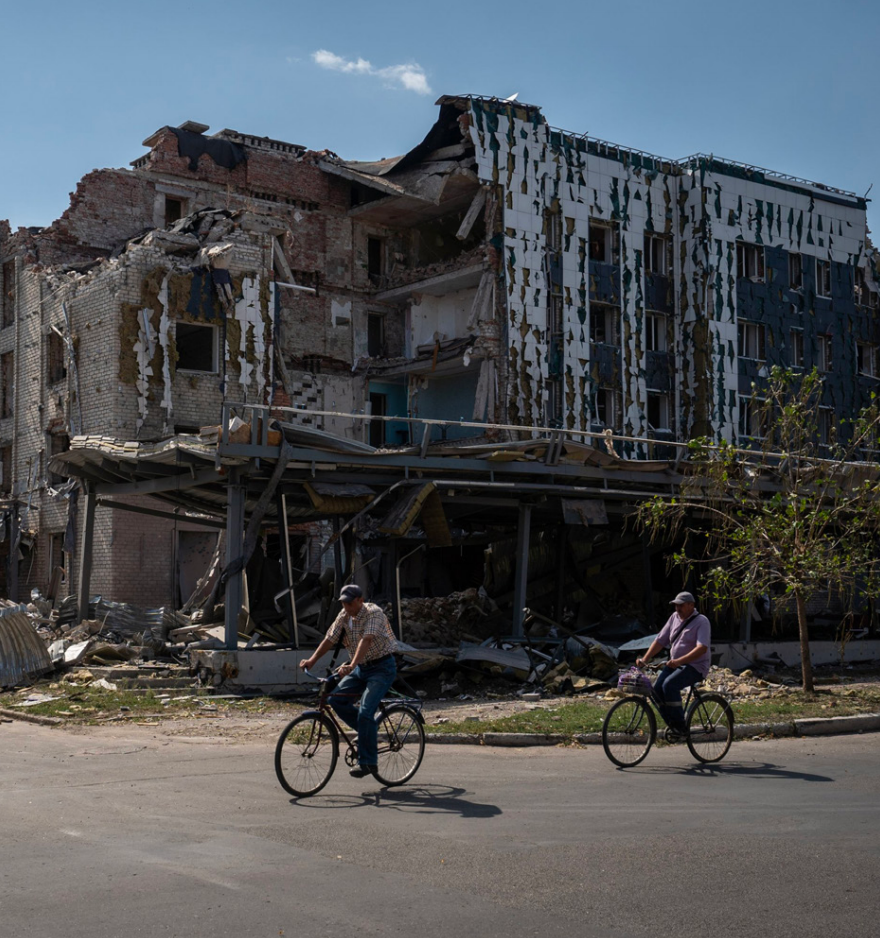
xmin=77 ymin=484 xmax=96 ymax=622
xmin=224 ymin=473 xmax=246 ymax=650
xmin=276 ymin=493 xmax=299 ymax=646
xmin=511 ymin=502 xmax=532 ymax=637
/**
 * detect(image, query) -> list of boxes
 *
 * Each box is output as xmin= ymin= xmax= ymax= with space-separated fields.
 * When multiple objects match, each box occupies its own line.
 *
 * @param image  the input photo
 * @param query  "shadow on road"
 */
xmin=625 ymin=761 xmax=833 ymax=783
xmin=288 ymin=784 xmax=502 ymax=817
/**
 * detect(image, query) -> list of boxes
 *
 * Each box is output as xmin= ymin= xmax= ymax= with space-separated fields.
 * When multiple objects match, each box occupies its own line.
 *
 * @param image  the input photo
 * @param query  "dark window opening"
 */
xmin=1 ymin=352 xmax=13 ymax=418
xmin=367 ymin=314 xmax=386 ymax=358
xmin=0 ymin=445 xmax=11 ymax=494
xmin=165 ymin=196 xmax=186 ymax=226
xmin=816 ymin=259 xmax=832 ymax=298
xmin=369 ymin=392 xmax=387 ymax=448
xmin=589 ymin=223 xmax=614 ymax=263
xmin=48 ymin=433 xmax=70 ymax=486
xmin=1 ymin=260 xmax=15 ymax=328
xmin=647 ymin=393 xmax=670 ymax=430
xmin=47 ymin=331 xmax=67 ymax=384
xmin=590 ymin=303 xmax=620 ymax=346
xmin=176 ymin=323 xmax=217 ymax=373
xmin=737 ymin=243 xmax=765 ymax=281
xmin=49 ymin=533 xmax=66 ymax=579
xmin=644 ymin=234 xmax=670 ymax=276
xmin=596 ymin=387 xmax=620 ymax=429
xmin=367 ymin=237 xmax=385 ymax=284
xmin=789 ymin=253 xmax=803 ymax=291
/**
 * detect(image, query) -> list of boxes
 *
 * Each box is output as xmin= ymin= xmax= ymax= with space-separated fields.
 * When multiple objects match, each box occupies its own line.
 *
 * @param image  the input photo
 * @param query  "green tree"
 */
xmin=638 ymin=368 xmax=880 ymax=692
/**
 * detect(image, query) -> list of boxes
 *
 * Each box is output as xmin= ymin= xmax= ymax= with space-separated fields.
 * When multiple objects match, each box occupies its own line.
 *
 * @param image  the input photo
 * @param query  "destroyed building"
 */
xmin=2 ymin=97 xmax=878 ymax=636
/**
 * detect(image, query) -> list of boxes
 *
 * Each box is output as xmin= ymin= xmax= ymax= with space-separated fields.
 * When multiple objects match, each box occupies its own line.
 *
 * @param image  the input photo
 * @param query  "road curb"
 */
xmin=424 ymin=712 xmax=880 ymax=747
xmin=0 ymin=707 xmax=63 ymax=727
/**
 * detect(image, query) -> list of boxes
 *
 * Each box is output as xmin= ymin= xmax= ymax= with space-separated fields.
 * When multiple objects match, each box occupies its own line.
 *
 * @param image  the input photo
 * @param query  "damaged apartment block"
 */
xmin=2 ymin=97 xmax=879 ymax=665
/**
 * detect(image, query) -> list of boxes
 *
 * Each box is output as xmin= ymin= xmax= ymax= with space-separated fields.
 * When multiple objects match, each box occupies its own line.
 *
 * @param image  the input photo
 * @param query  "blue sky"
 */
xmin=2 ymin=0 xmax=878 ymax=232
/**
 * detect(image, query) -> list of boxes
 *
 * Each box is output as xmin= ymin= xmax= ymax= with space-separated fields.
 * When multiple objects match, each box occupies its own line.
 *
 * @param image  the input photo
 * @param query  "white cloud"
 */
xmin=311 ymin=49 xmax=431 ymax=95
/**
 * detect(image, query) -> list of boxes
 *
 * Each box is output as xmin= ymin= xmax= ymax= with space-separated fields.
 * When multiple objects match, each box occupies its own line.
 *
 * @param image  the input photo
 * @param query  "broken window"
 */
xmin=588 ymin=223 xmax=615 ymax=264
xmin=644 ymin=234 xmax=670 ymax=276
xmin=817 ymin=334 xmax=833 ymax=372
xmin=790 ymin=329 xmax=804 ymax=368
xmin=49 ymin=533 xmax=66 ymax=577
xmin=736 ymin=243 xmax=764 ymax=281
xmin=48 ymin=433 xmax=70 ymax=486
xmin=789 ymin=253 xmax=803 ymax=291
xmin=647 ymin=392 xmax=670 ymax=430
xmin=0 ymin=352 xmax=13 ymax=418
xmin=368 ymin=392 xmax=386 ymax=447
xmin=853 ymin=266 xmax=876 ymax=307
xmin=164 ymin=196 xmax=186 ymax=226
xmin=1 ymin=259 xmax=15 ymax=329
xmin=590 ymin=303 xmax=620 ymax=346
xmin=367 ymin=237 xmax=385 ymax=285
xmin=816 ymin=259 xmax=832 ymax=298
xmin=367 ymin=313 xmax=386 ymax=358
xmin=739 ymin=396 xmax=767 ymax=440
xmin=738 ymin=321 xmax=766 ymax=361
xmin=47 ymin=330 xmax=67 ymax=385
xmin=176 ymin=323 xmax=218 ymax=373
xmin=645 ymin=312 xmax=667 ymax=352
xmin=596 ymin=387 xmax=620 ymax=430
xmin=0 ymin=444 xmax=10 ymax=494
xmin=857 ymin=342 xmax=877 ymax=378
xmin=818 ymin=408 xmax=833 ymax=447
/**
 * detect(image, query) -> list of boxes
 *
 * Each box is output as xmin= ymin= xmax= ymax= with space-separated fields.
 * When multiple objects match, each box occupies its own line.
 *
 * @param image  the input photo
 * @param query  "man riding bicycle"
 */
xmin=298 ymin=584 xmax=397 ymax=779
xmin=636 ymin=591 xmax=711 ymax=739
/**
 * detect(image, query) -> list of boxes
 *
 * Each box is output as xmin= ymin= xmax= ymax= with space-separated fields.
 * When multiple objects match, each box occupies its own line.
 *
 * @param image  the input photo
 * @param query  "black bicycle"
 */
xmin=275 ymin=668 xmax=427 ymax=797
xmin=602 ymin=668 xmax=735 ymax=768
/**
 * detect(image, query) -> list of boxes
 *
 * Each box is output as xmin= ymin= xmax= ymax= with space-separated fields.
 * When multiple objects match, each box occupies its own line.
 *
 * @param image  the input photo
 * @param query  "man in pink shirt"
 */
xmin=636 ymin=591 xmax=711 ymax=738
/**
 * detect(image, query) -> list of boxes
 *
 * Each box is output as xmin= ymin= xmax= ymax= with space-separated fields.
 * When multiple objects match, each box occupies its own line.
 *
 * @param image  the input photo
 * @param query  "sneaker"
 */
xmin=349 ymin=764 xmax=377 ymax=779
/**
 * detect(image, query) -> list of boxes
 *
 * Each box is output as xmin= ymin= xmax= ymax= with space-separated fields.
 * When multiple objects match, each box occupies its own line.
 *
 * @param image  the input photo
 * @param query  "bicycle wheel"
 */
xmin=373 ymin=705 xmax=426 ymax=786
xmin=686 ymin=693 xmax=734 ymax=763
xmin=275 ymin=713 xmax=339 ymax=797
xmin=602 ymin=696 xmax=656 ymax=767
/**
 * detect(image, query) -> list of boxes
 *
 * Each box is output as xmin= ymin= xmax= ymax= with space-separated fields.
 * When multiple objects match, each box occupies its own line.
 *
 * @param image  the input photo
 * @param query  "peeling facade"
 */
xmin=1 ymin=98 xmax=877 ymax=606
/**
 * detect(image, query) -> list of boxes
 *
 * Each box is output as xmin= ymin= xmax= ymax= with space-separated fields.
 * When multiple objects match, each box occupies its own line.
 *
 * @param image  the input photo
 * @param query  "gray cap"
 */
xmin=338 ymin=583 xmax=364 ymax=602
xmin=670 ymin=591 xmax=696 ymax=605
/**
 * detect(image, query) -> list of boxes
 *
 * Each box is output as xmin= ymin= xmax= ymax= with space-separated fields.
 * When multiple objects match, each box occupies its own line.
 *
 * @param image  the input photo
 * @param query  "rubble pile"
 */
xmin=389 ymin=588 xmax=499 ymax=646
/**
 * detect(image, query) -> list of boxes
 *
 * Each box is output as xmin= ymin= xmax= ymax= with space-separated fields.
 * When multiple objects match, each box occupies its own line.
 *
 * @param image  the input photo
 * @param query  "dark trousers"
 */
xmin=653 ymin=664 xmax=702 ymax=730
xmin=327 ymin=656 xmax=397 ymax=766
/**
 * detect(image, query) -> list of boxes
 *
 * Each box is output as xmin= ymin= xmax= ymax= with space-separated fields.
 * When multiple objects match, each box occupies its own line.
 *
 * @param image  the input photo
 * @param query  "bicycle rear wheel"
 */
xmin=602 ymin=696 xmax=656 ymax=767
xmin=373 ymin=705 xmax=425 ymax=786
xmin=686 ymin=693 xmax=734 ymax=763
xmin=275 ymin=713 xmax=339 ymax=796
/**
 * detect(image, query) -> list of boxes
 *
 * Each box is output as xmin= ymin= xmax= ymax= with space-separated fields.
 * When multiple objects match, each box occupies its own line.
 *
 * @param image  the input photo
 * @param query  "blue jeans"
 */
xmin=653 ymin=664 xmax=702 ymax=731
xmin=327 ymin=656 xmax=397 ymax=766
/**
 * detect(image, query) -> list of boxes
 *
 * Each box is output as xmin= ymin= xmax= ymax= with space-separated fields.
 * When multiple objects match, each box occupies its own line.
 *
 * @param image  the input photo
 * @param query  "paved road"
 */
xmin=1 ymin=722 xmax=878 ymax=938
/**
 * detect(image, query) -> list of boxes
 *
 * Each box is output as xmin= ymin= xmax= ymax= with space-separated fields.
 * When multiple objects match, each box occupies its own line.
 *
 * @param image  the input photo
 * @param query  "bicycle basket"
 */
xmin=617 ymin=667 xmax=652 ymax=696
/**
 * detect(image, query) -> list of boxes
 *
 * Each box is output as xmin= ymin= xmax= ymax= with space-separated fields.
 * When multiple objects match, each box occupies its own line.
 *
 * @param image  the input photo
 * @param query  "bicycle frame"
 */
xmin=301 ymin=668 xmax=425 ymax=760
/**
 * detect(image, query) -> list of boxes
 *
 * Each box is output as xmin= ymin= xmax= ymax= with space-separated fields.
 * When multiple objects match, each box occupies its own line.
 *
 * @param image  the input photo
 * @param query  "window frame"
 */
xmin=595 ymin=386 xmax=621 ymax=430
xmin=817 ymin=334 xmax=833 ymax=373
xmin=589 ymin=303 xmax=621 ymax=347
xmin=588 ymin=222 xmax=615 ymax=265
xmin=788 ymin=252 xmax=803 ymax=291
xmin=645 ymin=312 xmax=667 ymax=352
xmin=644 ymin=234 xmax=670 ymax=276
xmin=738 ymin=320 xmax=766 ymax=362
xmin=737 ymin=242 xmax=765 ymax=282
xmin=857 ymin=341 xmax=877 ymax=378
xmin=816 ymin=258 xmax=832 ymax=298
xmin=647 ymin=391 xmax=670 ymax=431
xmin=790 ymin=328 xmax=805 ymax=368
xmin=739 ymin=395 xmax=768 ymax=440
xmin=175 ymin=322 xmax=219 ymax=375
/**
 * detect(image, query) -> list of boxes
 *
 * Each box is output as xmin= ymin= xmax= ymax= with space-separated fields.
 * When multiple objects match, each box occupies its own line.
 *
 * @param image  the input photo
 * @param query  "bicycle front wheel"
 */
xmin=686 ymin=693 xmax=734 ymax=763
xmin=374 ymin=705 xmax=425 ymax=786
xmin=275 ymin=713 xmax=339 ymax=797
xmin=602 ymin=696 xmax=656 ymax=767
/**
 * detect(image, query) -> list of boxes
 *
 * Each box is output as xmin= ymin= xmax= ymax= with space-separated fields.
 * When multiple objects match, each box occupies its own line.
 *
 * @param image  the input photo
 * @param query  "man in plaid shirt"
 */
xmin=299 ymin=584 xmax=398 ymax=778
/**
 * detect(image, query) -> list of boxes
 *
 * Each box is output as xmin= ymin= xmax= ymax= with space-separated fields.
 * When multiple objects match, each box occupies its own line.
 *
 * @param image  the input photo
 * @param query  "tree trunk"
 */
xmin=795 ymin=591 xmax=814 ymax=693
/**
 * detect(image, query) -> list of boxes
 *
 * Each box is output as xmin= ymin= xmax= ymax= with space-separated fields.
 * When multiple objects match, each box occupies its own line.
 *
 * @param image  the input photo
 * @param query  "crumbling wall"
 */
xmin=465 ymin=100 xmax=677 ymax=448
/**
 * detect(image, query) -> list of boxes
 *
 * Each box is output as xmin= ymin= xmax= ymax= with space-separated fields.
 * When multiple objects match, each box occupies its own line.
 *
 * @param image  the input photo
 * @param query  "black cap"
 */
xmin=338 ymin=584 xmax=364 ymax=602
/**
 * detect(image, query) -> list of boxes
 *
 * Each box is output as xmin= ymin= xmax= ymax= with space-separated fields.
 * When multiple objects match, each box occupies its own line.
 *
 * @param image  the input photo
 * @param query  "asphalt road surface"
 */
xmin=1 ymin=722 xmax=878 ymax=938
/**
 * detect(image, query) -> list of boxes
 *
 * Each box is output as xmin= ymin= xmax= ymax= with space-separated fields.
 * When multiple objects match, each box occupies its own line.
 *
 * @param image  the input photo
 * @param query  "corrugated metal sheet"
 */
xmin=0 ymin=605 xmax=53 ymax=688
